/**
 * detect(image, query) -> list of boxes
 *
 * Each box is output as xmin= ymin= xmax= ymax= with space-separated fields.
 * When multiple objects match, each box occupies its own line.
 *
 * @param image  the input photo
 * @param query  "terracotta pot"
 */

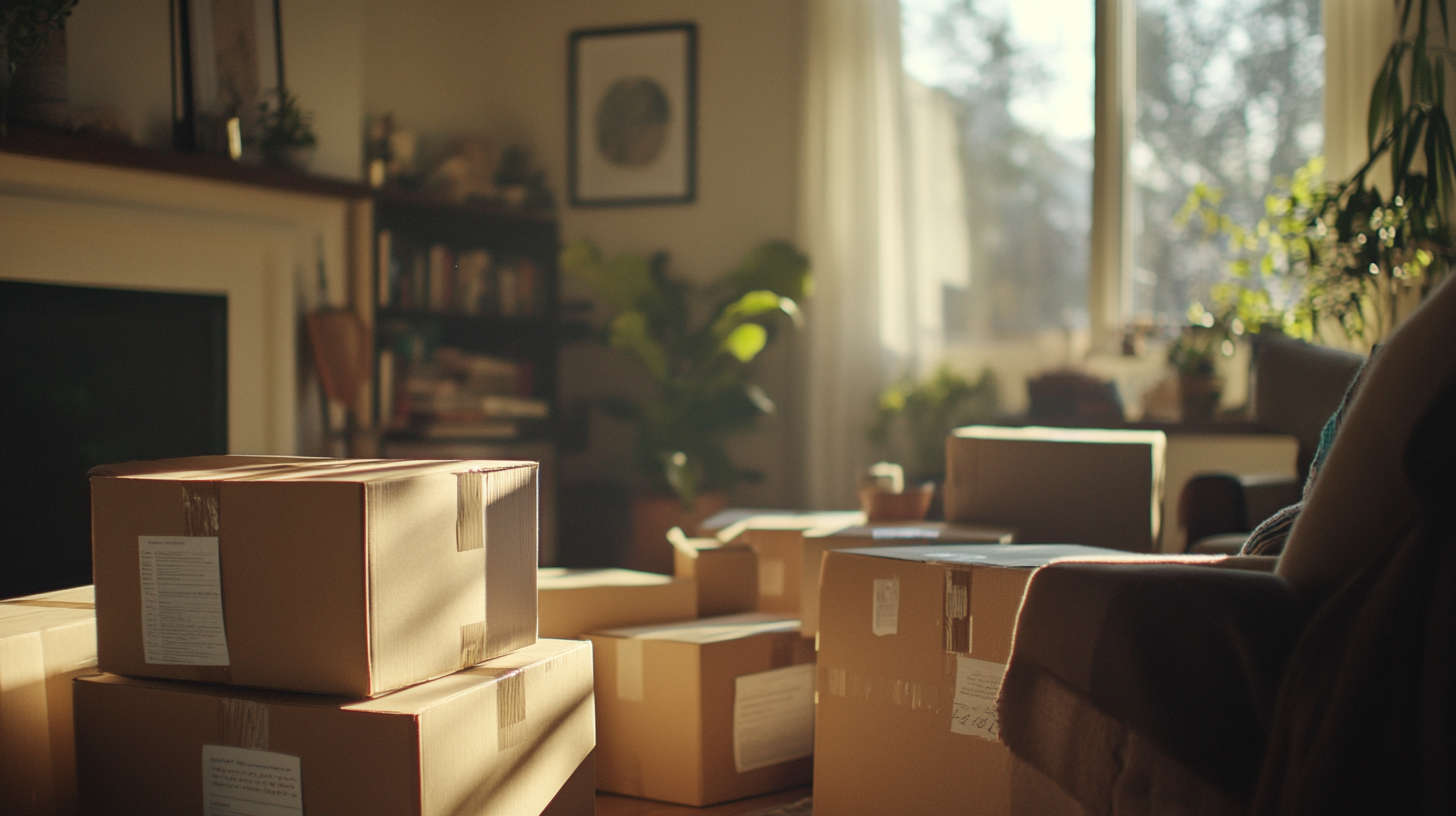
xmin=858 ymin=483 xmax=936 ymax=522
xmin=626 ymin=491 xmax=730 ymax=575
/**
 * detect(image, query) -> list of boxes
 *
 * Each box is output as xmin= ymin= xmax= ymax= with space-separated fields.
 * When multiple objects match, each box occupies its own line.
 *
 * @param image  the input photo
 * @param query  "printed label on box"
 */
xmin=758 ymin=558 xmax=786 ymax=597
xmin=202 ymin=744 xmax=302 ymax=816
xmin=872 ymin=578 xmax=899 ymax=636
xmin=139 ymin=536 xmax=230 ymax=665
xmin=733 ymin=663 xmax=815 ymax=773
xmin=950 ymin=656 xmax=1006 ymax=741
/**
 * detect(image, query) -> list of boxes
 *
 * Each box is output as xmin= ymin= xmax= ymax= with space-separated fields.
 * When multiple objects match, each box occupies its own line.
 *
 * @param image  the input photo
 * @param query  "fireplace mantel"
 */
xmin=0 ymin=130 xmax=373 ymax=456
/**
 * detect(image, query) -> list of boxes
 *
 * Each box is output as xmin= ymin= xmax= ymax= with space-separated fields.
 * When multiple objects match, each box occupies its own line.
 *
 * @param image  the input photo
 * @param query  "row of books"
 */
xmin=375 ymin=229 xmax=542 ymax=316
xmin=377 ymin=345 xmax=548 ymax=439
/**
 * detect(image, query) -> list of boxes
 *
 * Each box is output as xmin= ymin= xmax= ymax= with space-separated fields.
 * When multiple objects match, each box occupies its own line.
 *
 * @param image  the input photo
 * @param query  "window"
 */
xmin=897 ymin=0 xmax=1324 ymax=350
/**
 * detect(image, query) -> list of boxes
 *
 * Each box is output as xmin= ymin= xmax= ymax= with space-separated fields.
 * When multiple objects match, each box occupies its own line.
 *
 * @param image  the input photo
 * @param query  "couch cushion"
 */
xmin=1276 ymin=275 xmax=1456 ymax=599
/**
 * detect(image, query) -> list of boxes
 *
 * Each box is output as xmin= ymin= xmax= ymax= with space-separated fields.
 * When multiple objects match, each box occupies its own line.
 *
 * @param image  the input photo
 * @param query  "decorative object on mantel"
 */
xmin=172 ymin=0 xmax=284 ymax=157
xmin=0 ymin=0 xmax=78 ymax=135
xmin=568 ymin=22 xmax=696 ymax=206
xmin=255 ymin=86 xmax=315 ymax=172
xmin=1179 ymin=0 xmax=1456 ymax=352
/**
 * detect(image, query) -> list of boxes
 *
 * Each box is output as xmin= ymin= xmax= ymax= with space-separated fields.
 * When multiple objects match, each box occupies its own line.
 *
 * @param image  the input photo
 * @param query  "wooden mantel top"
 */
xmin=0 ymin=125 xmax=372 ymax=200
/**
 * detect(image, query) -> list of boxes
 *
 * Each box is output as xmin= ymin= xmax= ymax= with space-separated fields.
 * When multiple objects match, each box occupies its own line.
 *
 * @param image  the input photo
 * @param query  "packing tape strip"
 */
xmin=496 ymin=670 xmax=527 ymax=751
xmin=466 ymin=666 xmax=529 ymax=751
xmin=460 ymin=621 xmax=487 ymax=668
xmin=456 ymin=472 xmax=486 ymax=552
xmin=943 ymin=569 xmax=972 ymax=655
xmin=218 ymin=698 xmax=269 ymax=751
xmin=183 ymin=482 xmax=221 ymax=537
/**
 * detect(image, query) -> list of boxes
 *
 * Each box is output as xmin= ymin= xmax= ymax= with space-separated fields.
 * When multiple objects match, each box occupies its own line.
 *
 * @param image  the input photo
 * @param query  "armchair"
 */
xmin=997 ymin=275 xmax=1456 ymax=815
xmin=1179 ymin=337 xmax=1364 ymax=554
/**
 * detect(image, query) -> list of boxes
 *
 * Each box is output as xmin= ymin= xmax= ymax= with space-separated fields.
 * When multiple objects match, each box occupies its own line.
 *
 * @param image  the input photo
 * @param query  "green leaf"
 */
xmin=607 ymin=312 xmax=669 ymax=381
xmin=723 ymin=240 xmax=812 ymax=300
xmin=722 ymin=323 xmax=768 ymax=362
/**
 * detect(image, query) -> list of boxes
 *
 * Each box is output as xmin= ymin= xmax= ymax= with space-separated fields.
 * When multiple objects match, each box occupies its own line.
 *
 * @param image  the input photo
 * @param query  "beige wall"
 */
xmin=361 ymin=0 xmax=810 ymax=507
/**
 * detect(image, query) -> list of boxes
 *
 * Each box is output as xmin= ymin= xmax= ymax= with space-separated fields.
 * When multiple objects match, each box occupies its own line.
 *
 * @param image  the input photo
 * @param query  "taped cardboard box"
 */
xmin=944 ymin=426 xmax=1167 ymax=553
xmin=671 ymin=534 xmax=759 ymax=618
xmin=799 ymin=523 xmax=1016 ymax=639
xmin=714 ymin=512 xmax=864 ymax=616
xmin=0 ymin=585 xmax=96 ymax=816
xmin=587 ymin=613 xmax=816 ymax=807
xmin=538 ymin=568 xmax=697 ymax=639
xmin=74 ymin=639 xmax=595 ymax=816
xmin=813 ymin=544 xmax=1117 ymax=816
xmin=90 ymin=455 xmax=538 ymax=697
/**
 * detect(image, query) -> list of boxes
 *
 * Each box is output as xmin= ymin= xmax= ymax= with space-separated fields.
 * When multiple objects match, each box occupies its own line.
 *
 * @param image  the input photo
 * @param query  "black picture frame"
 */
xmin=568 ymin=23 xmax=697 ymax=207
xmin=171 ymin=0 xmax=285 ymax=155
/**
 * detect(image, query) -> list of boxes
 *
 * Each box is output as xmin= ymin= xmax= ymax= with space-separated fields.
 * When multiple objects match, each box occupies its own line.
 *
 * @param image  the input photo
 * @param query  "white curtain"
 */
xmin=798 ymin=0 xmax=972 ymax=509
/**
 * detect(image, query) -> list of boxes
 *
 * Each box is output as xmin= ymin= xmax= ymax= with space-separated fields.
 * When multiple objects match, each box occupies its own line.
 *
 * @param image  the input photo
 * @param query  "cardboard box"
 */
xmin=90 ymin=456 xmax=538 ymax=697
xmin=74 ymin=639 xmax=595 ymax=816
xmin=538 ymin=568 xmax=697 ymax=639
xmin=671 ymin=536 xmax=759 ymax=618
xmin=944 ymin=426 xmax=1167 ymax=552
xmin=587 ymin=613 xmax=816 ymax=807
xmin=799 ymin=523 xmax=1016 ymax=639
xmin=714 ymin=512 xmax=864 ymax=616
xmin=0 ymin=585 xmax=96 ymax=816
xmin=813 ymin=544 xmax=1116 ymax=816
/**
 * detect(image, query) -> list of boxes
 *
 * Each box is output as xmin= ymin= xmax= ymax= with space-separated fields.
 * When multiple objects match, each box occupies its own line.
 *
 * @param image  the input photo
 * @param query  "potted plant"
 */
xmin=867 ymin=364 xmax=998 ymax=486
xmin=1165 ymin=301 xmax=1243 ymax=422
xmin=1179 ymin=0 xmax=1456 ymax=351
xmin=561 ymin=239 xmax=810 ymax=569
xmin=255 ymin=87 xmax=317 ymax=172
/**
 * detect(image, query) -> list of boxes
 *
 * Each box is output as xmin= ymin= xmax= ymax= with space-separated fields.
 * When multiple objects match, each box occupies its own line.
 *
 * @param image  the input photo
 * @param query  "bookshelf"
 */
xmin=371 ymin=190 xmax=562 ymax=557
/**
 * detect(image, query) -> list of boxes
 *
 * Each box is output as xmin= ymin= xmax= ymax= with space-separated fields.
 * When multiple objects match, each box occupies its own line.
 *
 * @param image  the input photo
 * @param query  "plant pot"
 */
xmin=858 ymin=483 xmax=936 ymax=522
xmin=1178 ymin=373 xmax=1224 ymax=424
xmin=263 ymin=143 xmax=315 ymax=174
xmin=626 ymin=490 xmax=730 ymax=575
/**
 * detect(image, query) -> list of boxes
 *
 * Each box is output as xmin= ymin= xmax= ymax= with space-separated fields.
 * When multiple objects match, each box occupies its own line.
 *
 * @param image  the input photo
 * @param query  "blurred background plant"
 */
xmin=1177 ymin=0 xmax=1456 ymax=351
xmin=867 ymin=365 xmax=998 ymax=484
xmin=561 ymin=238 xmax=810 ymax=506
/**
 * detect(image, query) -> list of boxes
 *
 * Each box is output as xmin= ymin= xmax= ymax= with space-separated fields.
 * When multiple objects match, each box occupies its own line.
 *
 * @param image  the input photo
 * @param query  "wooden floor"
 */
xmin=595 ymin=787 xmax=812 ymax=815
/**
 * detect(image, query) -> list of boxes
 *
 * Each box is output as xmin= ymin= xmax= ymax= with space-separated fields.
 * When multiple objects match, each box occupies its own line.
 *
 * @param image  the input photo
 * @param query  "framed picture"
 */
xmin=172 ymin=0 xmax=285 ymax=156
xmin=569 ymin=23 xmax=697 ymax=207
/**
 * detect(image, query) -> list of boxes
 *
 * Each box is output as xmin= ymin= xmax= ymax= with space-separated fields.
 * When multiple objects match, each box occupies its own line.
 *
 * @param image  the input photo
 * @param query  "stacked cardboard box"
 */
xmin=944 ymin=426 xmax=1167 ymax=553
xmin=799 ymin=522 xmax=1016 ymax=639
xmin=0 ymin=585 xmax=97 ymax=816
xmin=537 ymin=568 xmax=697 ymax=639
xmin=72 ymin=455 xmax=594 ymax=816
xmin=812 ymin=544 xmax=1118 ymax=815
xmin=588 ymin=614 xmax=816 ymax=806
xmin=713 ymin=511 xmax=864 ymax=616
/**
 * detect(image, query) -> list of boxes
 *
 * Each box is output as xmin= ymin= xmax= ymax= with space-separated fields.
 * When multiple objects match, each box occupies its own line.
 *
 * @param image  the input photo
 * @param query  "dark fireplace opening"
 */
xmin=0 ymin=279 xmax=228 ymax=598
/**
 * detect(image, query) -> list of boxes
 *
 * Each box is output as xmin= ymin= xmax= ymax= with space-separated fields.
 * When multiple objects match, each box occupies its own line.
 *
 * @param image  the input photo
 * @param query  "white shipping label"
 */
xmin=202 ymin=745 xmax=302 ymax=816
xmin=872 ymin=578 xmax=899 ymax=636
xmin=759 ymin=558 xmax=786 ymax=597
xmin=139 ymin=536 xmax=230 ymax=665
xmin=733 ymin=663 xmax=815 ymax=773
xmin=950 ymin=656 xmax=1007 ymax=741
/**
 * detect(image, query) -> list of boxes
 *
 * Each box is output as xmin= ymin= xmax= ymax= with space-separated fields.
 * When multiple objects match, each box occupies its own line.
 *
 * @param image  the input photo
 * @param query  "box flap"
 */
xmin=844 ymin=543 xmax=1126 ymax=569
xmin=538 ymin=568 xmax=681 ymax=590
xmin=595 ymin=613 xmax=798 ymax=643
